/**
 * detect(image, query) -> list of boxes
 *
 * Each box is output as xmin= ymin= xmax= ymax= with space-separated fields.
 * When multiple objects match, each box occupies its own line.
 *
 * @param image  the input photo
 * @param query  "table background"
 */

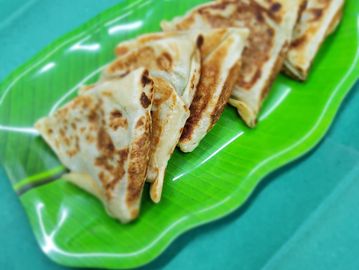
xmin=0 ymin=1 xmax=358 ymax=269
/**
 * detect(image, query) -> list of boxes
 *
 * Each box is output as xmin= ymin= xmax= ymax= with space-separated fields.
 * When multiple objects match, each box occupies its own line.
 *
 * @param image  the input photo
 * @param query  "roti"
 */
xmin=162 ymin=0 xmax=302 ymax=127
xmin=35 ymin=68 xmax=154 ymax=223
xmin=102 ymin=31 xmax=202 ymax=202
xmin=283 ymin=0 xmax=345 ymax=80
xmin=178 ymin=28 xmax=249 ymax=152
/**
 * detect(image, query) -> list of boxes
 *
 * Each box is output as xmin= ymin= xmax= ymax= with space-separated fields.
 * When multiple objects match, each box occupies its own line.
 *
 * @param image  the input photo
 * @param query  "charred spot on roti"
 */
xmin=238 ymin=67 xmax=262 ymax=90
xmin=98 ymin=171 xmax=108 ymax=186
xmin=270 ymin=3 xmax=282 ymax=13
xmin=64 ymin=137 xmax=71 ymax=147
xmin=111 ymin=110 xmax=123 ymax=118
xmin=189 ymin=69 xmax=199 ymax=92
xmin=95 ymin=147 xmax=129 ymax=198
xmin=109 ymin=110 xmax=128 ymax=130
xmin=95 ymin=156 xmax=114 ymax=171
xmin=141 ymin=70 xmax=152 ymax=87
xmin=197 ymin=35 xmax=204 ymax=49
xmin=85 ymin=134 xmax=95 ymax=143
xmin=135 ymin=116 xmax=145 ymax=128
xmin=291 ymin=35 xmax=307 ymax=48
xmin=59 ymin=128 xmax=66 ymax=138
xmin=140 ymin=92 xmax=151 ymax=108
xmin=152 ymin=77 xmax=176 ymax=106
xmin=311 ymin=8 xmax=323 ymax=21
xmin=75 ymin=136 xmax=80 ymax=152
xmin=156 ymin=52 xmax=173 ymax=71
xmin=97 ymin=128 xmax=115 ymax=156
xmin=88 ymin=111 xmax=98 ymax=123
xmin=66 ymin=149 xmax=77 ymax=157
xmin=118 ymin=71 xmax=130 ymax=78
xmin=109 ymin=47 xmax=157 ymax=75
xmin=72 ymin=95 xmax=93 ymax=109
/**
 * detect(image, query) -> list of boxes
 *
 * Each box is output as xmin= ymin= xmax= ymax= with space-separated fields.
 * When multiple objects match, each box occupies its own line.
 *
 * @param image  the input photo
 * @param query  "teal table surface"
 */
xmin=0 ymin=1 xmax=358 ymax=269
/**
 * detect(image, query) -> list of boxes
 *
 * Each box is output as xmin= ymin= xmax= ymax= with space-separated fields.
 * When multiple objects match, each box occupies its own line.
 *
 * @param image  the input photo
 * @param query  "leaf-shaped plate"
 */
xmin=0 ymin=0 xmax=358 ymax=268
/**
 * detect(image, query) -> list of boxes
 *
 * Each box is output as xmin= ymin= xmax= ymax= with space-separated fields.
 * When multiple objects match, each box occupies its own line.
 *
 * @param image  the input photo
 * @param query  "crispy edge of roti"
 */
xmin=109 ymin=31 xmax=202 ymax=108
xmin=283 ymin=0 xmax=345 ymax=81
xmin=178 ymin=28 xmax=249 ymax=152
xmin=35 ymin=68 xmax=154 ymax=223
xmin=148 ymin=77 xmax=190 ymax=202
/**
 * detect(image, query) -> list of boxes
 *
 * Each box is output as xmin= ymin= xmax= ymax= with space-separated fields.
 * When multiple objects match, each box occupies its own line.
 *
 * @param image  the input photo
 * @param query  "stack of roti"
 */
xmin=162 ymin=0 xmax=303 ymax=127
xmin=35 ymin=0 xmax=344 ymax=223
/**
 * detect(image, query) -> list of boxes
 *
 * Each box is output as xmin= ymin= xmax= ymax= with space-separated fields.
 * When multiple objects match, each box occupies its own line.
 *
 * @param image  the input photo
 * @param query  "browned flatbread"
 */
xmin=35 ymin=68 xmax=154 ymax=223
xmin=106 ymin=31 xmax=202 ymax=108
xmin=283 ymin=0 xmax=345 ymax=81
xmin=162 ymin=0 xmax=302 ymax=127
xmin=101 ymin=31 xmax=201 ymax=202
xmin=178 ymin=28 xmax=248 ymax=152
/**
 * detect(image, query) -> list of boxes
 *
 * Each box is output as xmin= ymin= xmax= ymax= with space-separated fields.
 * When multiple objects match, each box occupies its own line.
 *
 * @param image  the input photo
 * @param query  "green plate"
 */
xmin=0 ymin=0 xmax=358 ymax=268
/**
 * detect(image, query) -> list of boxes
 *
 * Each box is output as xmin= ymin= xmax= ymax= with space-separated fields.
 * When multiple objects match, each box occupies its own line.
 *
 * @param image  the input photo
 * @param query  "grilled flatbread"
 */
xmin=35 ymin=68 xmax=154 ymax=223
xmin=284 ymin=0 xmax=345 ymax=81
xmin=104 ymin=31 xmax=202 ymax=107
xmin=102 ymin=32 xmax=201 ymax=202
xmin=162 ymin=0 xmax=301 ymax=127
xmin=179 ymin=28 xmax=249 ymax=152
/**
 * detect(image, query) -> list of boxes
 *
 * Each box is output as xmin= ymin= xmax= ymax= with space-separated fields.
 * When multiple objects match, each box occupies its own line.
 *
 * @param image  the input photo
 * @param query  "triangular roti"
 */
xmin=103 ymin=31 xmax=202 ymax=107
xmin=35 ymin=68 xmax=154 ymax=223
xmin=178 ymin=28 xmax=249 ymax=152
xmin=283 ymin=0 xmax=344 ymax=80
xmin=101 ymin=31 xmax=202 ymax=202
xmin=162 ymin=0 xmax=302 ymax=127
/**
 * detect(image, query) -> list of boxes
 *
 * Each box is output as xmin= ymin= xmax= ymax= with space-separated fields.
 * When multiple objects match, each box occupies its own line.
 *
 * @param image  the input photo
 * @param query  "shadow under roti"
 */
xmin=138 ymin=81 xmax=359 ymax=270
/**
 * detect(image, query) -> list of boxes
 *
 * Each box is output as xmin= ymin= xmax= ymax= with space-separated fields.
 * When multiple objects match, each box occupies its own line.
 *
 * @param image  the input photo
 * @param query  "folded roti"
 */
xmin=162 ymin=0 xmax=302 ymax=127
xmin=35 ymin=68 xmax=154 ymax=223
xmin=283 ymin=0 xmax=345 ymax=81
xmin=101 ymin=32 xmax=201 ymax=202
xmin=104 ymin=31 xmax=202 ymax=107
xmin=179 ymin=28 xmax=249 ymax=152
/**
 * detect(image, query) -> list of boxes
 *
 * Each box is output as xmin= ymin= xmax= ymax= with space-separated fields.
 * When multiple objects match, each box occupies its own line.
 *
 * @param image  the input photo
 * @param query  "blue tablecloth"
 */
xmin=0 ymin=1 xmax=358 ymax=269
